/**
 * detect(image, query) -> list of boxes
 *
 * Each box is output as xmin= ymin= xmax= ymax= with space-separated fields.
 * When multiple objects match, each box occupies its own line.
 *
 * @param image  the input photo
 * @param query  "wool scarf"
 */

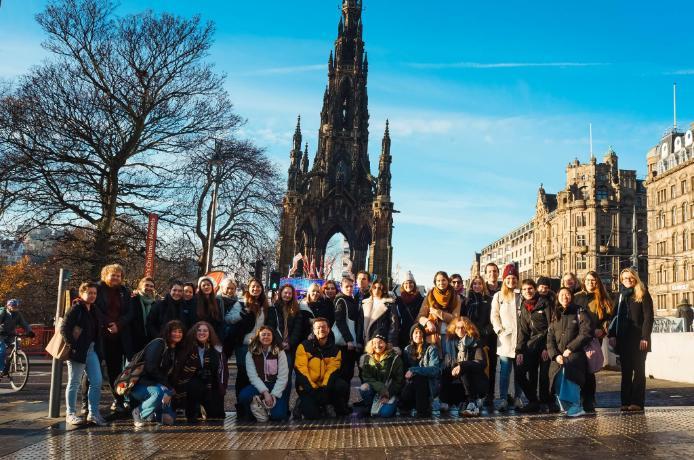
xmin=399 ymin=290 xmax=419 ymax=305
xmin=524 ymin=296 xmax=538 ymax=313
xmin=428 ymin=286 xmax=454 ymax=311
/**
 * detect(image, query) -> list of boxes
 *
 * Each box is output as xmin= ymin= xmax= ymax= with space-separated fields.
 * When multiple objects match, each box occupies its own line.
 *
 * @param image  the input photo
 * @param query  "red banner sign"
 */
xmin=144 ymin=213 xmax=159 ymax=278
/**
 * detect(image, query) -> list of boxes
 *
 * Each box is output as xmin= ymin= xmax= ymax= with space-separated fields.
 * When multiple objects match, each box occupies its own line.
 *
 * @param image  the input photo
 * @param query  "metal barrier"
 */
xmin=16 ymin=325 xmax=53 ymax=356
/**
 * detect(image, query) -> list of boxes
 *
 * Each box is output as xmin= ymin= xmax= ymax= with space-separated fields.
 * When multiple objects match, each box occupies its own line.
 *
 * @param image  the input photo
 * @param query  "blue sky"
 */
xmin=2 ymin=1 xmax=694 ymax=284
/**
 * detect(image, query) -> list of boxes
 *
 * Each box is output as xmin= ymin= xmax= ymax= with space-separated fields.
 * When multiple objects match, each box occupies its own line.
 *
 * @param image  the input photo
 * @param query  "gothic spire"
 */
xmin=377 ymin=120 xmax=392 ymax=197
xmin=301 ymin=143 xmax=309 ymax=173
xmin=293 ymin=115 xmax=302 ymax=153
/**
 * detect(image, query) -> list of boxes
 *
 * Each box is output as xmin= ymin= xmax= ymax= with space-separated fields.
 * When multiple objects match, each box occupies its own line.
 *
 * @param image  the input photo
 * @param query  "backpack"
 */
xmin=114 ymin=338 xmax=164 ymax=396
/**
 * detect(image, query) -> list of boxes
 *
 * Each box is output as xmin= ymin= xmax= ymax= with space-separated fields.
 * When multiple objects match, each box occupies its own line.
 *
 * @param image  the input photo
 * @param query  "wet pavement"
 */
xmin=2 ymin=362 xmax=694 ymax=458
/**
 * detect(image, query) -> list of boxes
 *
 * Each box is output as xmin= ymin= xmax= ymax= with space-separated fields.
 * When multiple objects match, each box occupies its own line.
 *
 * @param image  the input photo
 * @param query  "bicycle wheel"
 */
xmin=9 ymin=350 xmax=30 ymax=391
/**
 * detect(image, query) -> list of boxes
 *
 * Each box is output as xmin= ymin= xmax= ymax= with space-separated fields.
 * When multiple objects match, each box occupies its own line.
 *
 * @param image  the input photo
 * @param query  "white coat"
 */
xmin=490 ymin=290 xmax=521 ymax=358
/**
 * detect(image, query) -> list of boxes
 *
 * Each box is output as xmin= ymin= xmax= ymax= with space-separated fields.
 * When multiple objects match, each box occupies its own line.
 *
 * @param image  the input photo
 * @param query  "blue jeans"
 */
xmin=66 ymin=343 xmax=102 ymax=416
xmin=0 ymin=341 xmax=6 ymax=373
xmin=360 ymin=386 xmax=397 ymax=418
xmin=498 ymin=356 xmax=522 ymax=400
xmin=130 ymin=383 xmax=175 ymax=421
xmin=238 ymin=381 xmax=289 ymax=421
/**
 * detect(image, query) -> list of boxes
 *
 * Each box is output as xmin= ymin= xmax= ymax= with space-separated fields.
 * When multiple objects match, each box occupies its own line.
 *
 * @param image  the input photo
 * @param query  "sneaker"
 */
xmin=132 ymin=406 xmax=145 ymax=427
xmin=496 ymin=399 xmax=509 ymax=412
xmin=462 ymin=401 xmax=479 ymax=417
xmin=87 ymin=413 xmax=108 ymax=426
xmin=567 ymin=406 xmax=586 ymax=417
xmin=513 ymin=396 xmax=525 ymax=410
xmin=161 ymin=413 xmax=175 ymax=425
xmin=449 ymin=405 xmax=460 ymax=417
xmin=65 ymin=414 xmax=85 ymax=426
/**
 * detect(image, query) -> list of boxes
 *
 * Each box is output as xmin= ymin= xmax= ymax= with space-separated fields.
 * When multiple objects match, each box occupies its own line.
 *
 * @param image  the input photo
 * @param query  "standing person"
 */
xmin=395 ymin=271 xmax=424 ymax=350
xmin=608 ymin=268 xmax=654 ymax=412
xmin=182 ymin=282 xmax=197 ymax=329
xmin=483 ymin=263 xmax=501 ymax=409
xmin=362 ymin=280 xmax=400 ymax=352
xmin=536 ymin=276 xmax=557 ymax=312
xmin=676 ymin=298 xmax=694 ymax=332
xmin=266 ymin=284 xmax=305 ymax=360
xmin=175 ymin=321 xmax=226 ymax=422
xmin=301 ymin=283 xmax=335 ymax=327
xmin=490 ymin=264 xmax=523 ymax=412
xmin=218 ymin=278 xmax=241 ymax=357
xmin=238 ymin=326 xmax=290 ymax=421
xmin=399 ymin=324 xmax=439 ymax=417
xmin=227 ymin=278 xmax=268 ymax=407
xmin=515 ymin=279 xmax=553 ymax=413
xmin=418 ymin=271 xmax=461 ymax=353
xmin=451 ymin=317 xmax=488 ymax=417
xmin=561 ymin=272 xmax=582 ymax=295
xmin=355 ymin=270 xmax=371 ymax=305
xmin=131 ymin=277 xmax=157 ymax=355
xmin=0 ymin=299 xmax=34 ymax=377
xmin=95 ymin=263 xmax=133 ymax=414
xmin=147 ymin=281 xmax=186 ymax=340
xmin=62 ymin=283 xmax=105 ymax=426
xmin=321 ymin=280 xmax=338 ymax=304
xmin=358 ymin=333 xmax=404 ymax=418
xmin=574 ymin=271 xmax=614 ymax=413
xmin=194 ymin=277 xmax=224 ymax=341
xmin=450 ymin=273 xmax=468 ymax=310
xmin=463 ymin=275 xmax=493 ymax=350
xmin=547 ymin=288 xmax=592 ymax=417
xmin=294 ymin=318 xmax=349 ymax=419
xmin=130 ymin=320 xmax=184 ymax=427
xmin=333 ymin=277 xmax=363 ymax=384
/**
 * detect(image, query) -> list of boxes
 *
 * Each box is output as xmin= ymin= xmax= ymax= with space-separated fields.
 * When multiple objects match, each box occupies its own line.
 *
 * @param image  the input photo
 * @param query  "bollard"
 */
xmin=48 ymin=269 xmax=68 ymax=418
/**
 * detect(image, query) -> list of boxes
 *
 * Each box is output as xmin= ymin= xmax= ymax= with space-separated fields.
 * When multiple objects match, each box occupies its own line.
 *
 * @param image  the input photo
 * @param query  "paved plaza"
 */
xmin=2 ymin=364 xmax=694 ymax=459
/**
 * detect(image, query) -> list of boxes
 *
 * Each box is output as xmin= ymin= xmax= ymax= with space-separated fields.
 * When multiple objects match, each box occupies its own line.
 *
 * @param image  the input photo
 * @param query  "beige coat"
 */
xmin=490 ymin=290 xmax=521 ymax=358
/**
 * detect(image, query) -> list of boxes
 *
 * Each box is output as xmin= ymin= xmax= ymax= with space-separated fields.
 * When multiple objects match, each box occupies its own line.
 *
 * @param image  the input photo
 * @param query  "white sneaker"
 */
xmin=462 ymin=401 xmax=479 ymax=417
xmin=66 ymin=414 xmax=85 ymax=426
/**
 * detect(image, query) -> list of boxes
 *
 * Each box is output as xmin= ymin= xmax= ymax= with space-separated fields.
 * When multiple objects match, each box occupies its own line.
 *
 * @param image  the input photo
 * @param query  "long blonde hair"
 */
xmin=619 ymin=267 xmax=647 ymax=303
xmin=500 ymin=276 xmax=517 ymax=302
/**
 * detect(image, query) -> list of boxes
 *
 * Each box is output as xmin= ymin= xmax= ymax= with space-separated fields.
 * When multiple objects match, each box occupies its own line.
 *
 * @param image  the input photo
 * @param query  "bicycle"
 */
xmin=1 ymin=335 xmax=30 ymax=391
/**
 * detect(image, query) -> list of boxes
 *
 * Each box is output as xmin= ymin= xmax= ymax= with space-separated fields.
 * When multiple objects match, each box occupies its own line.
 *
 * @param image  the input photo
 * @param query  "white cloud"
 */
xmin=405 ymin=61 xmax=609 ymax=70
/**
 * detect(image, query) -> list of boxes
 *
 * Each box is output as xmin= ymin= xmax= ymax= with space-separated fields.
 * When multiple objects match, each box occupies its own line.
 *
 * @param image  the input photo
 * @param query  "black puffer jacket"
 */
xmin=463 ymin=291 xmax=493 ymax=338
xmin=95 ymin=281 xmax=134 ymax=358
xmin=394 ymin=292 xmax=424 ymax=349
xmin=147 ymin=295 xmax=188 ymax=339
xmin=516 ymin=295 xmax=552 ymax=355
xmin=61 ymin=299 xmax=102 ymax=363
xmin=137 ymin=338 xmax=179 ymax=388
xmin=547 ymin=304 xmax=592 ymax=387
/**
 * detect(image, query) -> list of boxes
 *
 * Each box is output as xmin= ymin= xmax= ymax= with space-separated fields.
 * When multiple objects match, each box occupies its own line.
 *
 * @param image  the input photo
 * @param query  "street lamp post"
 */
xmin=205 ymin=140 xmax=222 ymax=274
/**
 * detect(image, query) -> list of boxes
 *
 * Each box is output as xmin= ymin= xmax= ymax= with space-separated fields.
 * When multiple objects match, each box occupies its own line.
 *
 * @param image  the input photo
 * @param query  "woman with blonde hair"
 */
xmin=238 ymin=326 xmax=290 ymax=421
xmin=490 ymin=264 xmax=523 ymax=411
xmin=561 ymin=272 xmax=582 ymax=295
xmin=608 ymin=267 xmax=654 ymax=412
xmin=574 ymin=271 xmax=614 ymax=413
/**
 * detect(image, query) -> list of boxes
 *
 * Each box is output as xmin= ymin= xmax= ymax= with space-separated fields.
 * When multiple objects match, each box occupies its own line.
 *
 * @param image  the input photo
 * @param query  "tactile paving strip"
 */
xmin=3 ymin=407 xmax=694 ymax=459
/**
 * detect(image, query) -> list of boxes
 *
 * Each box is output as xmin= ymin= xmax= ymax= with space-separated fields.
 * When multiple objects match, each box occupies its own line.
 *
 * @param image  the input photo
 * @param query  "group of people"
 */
xmin=21 ymin=260 xmax=654 ymax=426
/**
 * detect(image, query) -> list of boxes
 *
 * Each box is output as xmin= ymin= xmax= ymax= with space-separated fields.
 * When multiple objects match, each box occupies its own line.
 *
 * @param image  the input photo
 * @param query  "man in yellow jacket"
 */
xmin=294 ymin=317 xmax=350 ymax=419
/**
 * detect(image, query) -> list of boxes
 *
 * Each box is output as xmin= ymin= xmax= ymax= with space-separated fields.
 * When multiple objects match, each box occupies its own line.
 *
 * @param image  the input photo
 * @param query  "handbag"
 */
xmin=250 ymin=395 xmax=271 ymax=422
xmin=114 ymin=338 xmax=163 ymax=396
xmin=332 ymin=299 xmax=356 ymax=347
xmin=45 ymin=316 xmax=82 ymax=361
xmin=584 ymin=337 xmax=604 ymax=373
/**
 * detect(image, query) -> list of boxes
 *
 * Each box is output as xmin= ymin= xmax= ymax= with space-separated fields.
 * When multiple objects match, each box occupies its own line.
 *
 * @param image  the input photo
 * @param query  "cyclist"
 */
xmin=0 ymin=299 xmax=35 ymax=377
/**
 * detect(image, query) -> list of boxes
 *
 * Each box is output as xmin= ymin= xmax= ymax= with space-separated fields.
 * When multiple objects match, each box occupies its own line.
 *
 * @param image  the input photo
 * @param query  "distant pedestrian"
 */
xmin=0 ymin=299 xmax=34 ymax=377
xmin=608 ymin=268 xmax=654 ymax=412
xmin=675 ymin=298 xmax=693 ymax=332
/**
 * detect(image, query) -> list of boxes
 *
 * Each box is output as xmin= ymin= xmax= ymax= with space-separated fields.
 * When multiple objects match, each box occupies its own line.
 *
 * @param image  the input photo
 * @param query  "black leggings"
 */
xmin=184 ymin=377 xmax=225 ymax=420
xmin=399 ymin=375 xmax=431 ymax=416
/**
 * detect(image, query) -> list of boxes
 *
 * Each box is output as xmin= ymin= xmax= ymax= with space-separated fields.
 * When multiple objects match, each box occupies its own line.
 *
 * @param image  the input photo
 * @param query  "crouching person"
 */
xmin=130 ymin=320 xmax=183 ymax=427
xmin=238 ymin=326 xmax=290 ymax=421
xmin=358 ymin=333 xmax=404 ymax=418
xmin=294 ymin=317 xmax=349 ymax=420
xmin=450 ymin=317 xmax=488 ymax=417
xmin=399 ymin=324 xmax=439 ymax=417
xmin=176 ymin=321 xmax=226 ymax=422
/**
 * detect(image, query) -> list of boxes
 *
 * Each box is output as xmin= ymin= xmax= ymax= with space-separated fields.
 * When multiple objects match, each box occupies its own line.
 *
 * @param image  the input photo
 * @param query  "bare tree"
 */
xmin=177 ymin=137 xmax=283 ymax=276
xmin=0 ymin=0 xmax=241 ymax=277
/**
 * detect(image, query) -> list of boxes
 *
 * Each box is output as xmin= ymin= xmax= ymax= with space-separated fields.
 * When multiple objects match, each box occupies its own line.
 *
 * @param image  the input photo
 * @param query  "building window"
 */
xmin=576 ymin=254 xmax=587 ymax=270
xmin=673 ymin=233 xmax=678 ymax=254
xmin=671 ymin=184 xmax=677 ymax=199
xmin=672 ymin=207 xmax=678 ymax=226
xmin=673 ymin=262 xmax=679 ymax=282
xmin=683 ymin=203 xmax=689 ymax=222
xmin=596 ymin=187 xmax=608 ymax=200
xmin=682 ymin=180 xmax=688 ymax=195
xmin=576 ymin=234 xmax=586 ymax=246
xmin=657 ymin=266 xmax=664 ymax=284
xmin=684 ymin=232 xmax=689 ymax=252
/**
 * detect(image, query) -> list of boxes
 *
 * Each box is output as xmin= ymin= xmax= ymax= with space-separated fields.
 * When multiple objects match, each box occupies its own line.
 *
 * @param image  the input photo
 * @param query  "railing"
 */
xmin=16 ymin=325 xmax=53 ymax=356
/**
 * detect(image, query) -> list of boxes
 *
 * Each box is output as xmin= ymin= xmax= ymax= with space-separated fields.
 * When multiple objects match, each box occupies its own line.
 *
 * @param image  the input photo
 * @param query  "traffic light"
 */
xmin=270 ymin=270 xmax=281 ymax=290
